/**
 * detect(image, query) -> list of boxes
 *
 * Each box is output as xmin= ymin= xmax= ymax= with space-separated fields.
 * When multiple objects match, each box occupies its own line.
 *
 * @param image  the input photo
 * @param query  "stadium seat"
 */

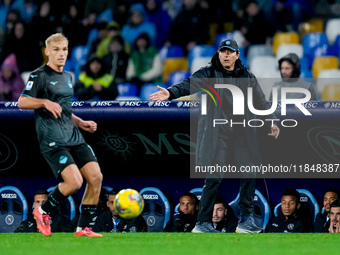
xmin=325 ymin=18 xmax=340 ymax=45
xmin=139 ymin=83 xmax=166 ymax=101
xmin=159 ymin=45 xmax=184 ymax=61
xmin=247 ymin=44 xmax=273 ymax=66
xmin=308 ymin=44 xmax=337 ymax=68
xmin=117 ymin=83 xmax=138 ymax=97
xmin=275 ymin=44 xmax=303 ymax=62
xmin=321 ymin=84 xmax=340 ymax=100
xmin=163 ymin=58 xmax=188 ymax=83
xmin=302 ymin=33 xmax=328 ymax=60
xmin=47 ymin=186 xmax=76 ymax=221
xmin=188 ymin=45 xmax=215 ymax=68
xmin=312 ymin=56 xmax=339 ymax=78
xmin=301 ymin=19 xmax=324 ymax=36
xmin=70 ymin=45 xmax=89 ymax=79
xmin=229 ymin=189 xmax=270 ymax=230
xmin=190 ymin=57 xmax=211 ymax=74
xmin=0 ymin=186 xmax=28 ymax=233
xmin=208 ymin=23 xmax=218 ymax=45
xmin=139 ymin=187 xmax=171 ymax=232
xmin=300 ymin=69 xmax=313 ymax=79
xmin=272 ymin=32 xmax=300 ymax=55
xmin=274 ymin=189 xmax=320 ymax=222
xmin=167 ymin=71 xmax=191 ymax=87
xmin=249 ymin=56 xmax=280 ymax=79
xmin=316 ymin=69 xmax=340 ymax=100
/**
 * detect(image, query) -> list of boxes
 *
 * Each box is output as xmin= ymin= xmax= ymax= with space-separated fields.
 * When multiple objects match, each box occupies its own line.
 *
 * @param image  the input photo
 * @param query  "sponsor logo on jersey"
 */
xmin=30 ymin=75 xmax=38 ymax=78
xmin=26 ymin=81 xmax=34 ymax=90
xmin=50 ymin=81 xmax=58 ymax=86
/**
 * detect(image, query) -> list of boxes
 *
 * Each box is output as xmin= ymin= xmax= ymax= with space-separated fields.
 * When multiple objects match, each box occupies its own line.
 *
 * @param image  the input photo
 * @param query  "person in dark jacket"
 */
xmin=102 ymin=35 xmax=129 ymax=84
xmin=212 ymin=196 xmax=238 ymax=233
xmin=314 ymin=188 xmax=339 ymax=233
xmin=74 ymin=54 xmax=118 ymax=100
xmin=329 ymin=199 xmax=340 ymax=233
xmin=15 ymin=190 xmax=70 ymax=233
xmin=92 ymin=189 xmax=147 ymax=233
xmin=163 ymin=192 xmax=199 ymax=232
xmin=269 ymin=53 xmax=316 ymax=101
xmin=150 ymin=39 xmax=280 ymax=233
xmin=266 ymin=188 xmax=309 ymax=233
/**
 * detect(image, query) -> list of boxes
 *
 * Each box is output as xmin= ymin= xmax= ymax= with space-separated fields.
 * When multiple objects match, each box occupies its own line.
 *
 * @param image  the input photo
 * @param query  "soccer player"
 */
xmin=212 ymin=196 xmax=238 ymax=232
xmin=18 ymin=33 xmax=103 ymax=237
xmin=314 ymin=188 xmax=339 ymax=232
xmin=328 ymin=199 xmax=340 ymax=233
xmin=163 ymin=192 xmax=199 ymax=232
xmin=265 ymin=188 xmax=309 ymax=233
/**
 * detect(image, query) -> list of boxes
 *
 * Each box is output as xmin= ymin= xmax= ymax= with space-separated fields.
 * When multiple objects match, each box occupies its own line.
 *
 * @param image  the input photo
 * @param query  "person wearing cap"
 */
xmin=269 ymin=53 xmax=316 ymax=101
xmin=265 ymin=188 xmax=309 ymax=233
xmin=150 ymin=39 xmax=279 ymax=233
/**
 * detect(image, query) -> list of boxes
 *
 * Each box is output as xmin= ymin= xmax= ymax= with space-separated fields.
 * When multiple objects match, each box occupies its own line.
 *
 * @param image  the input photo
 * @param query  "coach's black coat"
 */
xmin=167 ymin=52 xmax=276 ymax=167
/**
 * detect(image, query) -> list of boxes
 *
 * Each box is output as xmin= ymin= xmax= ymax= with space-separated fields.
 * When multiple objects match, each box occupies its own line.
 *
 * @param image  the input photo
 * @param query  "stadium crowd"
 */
xmin=0 ymin=0 xmax=340 ymax=101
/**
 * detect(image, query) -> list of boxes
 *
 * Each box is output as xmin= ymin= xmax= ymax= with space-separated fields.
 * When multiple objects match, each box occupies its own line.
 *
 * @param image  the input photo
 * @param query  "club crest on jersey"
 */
xmin=68 ymin=81 xmax=73 ymax=88
xmin=25 ymin=81 xmax=34 ymax=90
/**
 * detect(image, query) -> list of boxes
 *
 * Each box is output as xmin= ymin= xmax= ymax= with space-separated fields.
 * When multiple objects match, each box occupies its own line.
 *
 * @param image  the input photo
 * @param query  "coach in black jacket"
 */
xmin=150 ymin=39 xmax=280 ymax=233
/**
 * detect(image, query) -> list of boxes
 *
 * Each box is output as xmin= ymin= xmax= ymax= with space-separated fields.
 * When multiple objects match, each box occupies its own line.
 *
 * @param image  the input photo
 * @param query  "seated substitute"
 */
xmin=329 ymin=199 xmax=340 ymax=233
xmin=92 ymin=189 xmax=147 ymax=232
xmin=212 ymin=196 xmax=238 ymax=233
xmin=163 ymin=192 xmax=199 ymax=232
xmin=15 ymin=189 xmax=70 ymax=233
xmin=314 ymin=188 xmax=339 ymax=233
xmin=266 ymin=188 xmax=309 ymax=233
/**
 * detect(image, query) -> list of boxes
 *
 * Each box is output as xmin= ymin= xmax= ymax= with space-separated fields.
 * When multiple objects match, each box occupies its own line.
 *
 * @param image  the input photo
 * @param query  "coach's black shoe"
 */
xmin=192 ymin=221 xmax=220 ymax=233
xmin=236 ymin=215 xmax=262 ymax=233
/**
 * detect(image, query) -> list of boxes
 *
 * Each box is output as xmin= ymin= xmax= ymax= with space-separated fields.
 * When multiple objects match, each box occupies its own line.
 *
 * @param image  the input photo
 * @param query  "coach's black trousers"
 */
xmin=197 ymin=135 xmax=256 ymax=222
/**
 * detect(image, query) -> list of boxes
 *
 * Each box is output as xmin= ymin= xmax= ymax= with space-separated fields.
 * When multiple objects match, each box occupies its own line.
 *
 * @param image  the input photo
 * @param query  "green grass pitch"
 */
xmin=0 ymin=232 xmax=339 ymax=255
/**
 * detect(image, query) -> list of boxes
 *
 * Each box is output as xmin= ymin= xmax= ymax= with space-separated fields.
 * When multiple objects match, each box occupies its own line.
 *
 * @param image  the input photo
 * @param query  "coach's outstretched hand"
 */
xmin=268 ymin=124 xmax=280 ymax=139
xmin=149 ymin=85 xmax=170 ymax=102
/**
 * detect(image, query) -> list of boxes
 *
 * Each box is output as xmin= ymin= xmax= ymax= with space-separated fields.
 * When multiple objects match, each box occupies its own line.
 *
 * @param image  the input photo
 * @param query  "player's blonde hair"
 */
xmin=45 ymin=33 xmax=68 ymax=48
